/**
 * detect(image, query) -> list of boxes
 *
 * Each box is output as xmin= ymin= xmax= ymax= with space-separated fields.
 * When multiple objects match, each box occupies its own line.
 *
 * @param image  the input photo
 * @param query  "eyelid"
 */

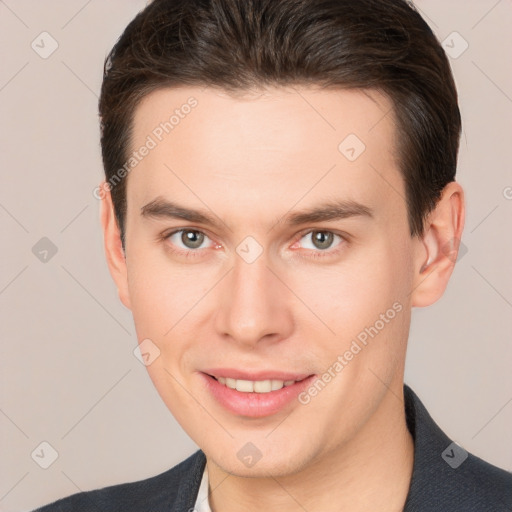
xmin=162 ymin=227 xmax=218 ymax=249
xmin=292 ymin=228 xmax=347 ymax=252
xmin=160 ymin=226 xmax=348 ymax=257
xmin=294 ymin=227 xmax=349 ymax=244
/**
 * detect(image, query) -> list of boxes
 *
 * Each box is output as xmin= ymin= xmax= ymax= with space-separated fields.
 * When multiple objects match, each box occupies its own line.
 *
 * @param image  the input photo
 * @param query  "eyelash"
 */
xmin=290 ymin=228 xmax=347 ymax=260
xmin=159 ymin=228 xmax=347 ymax=260
xmin=159 ymin=229 xmax=216 ymax=260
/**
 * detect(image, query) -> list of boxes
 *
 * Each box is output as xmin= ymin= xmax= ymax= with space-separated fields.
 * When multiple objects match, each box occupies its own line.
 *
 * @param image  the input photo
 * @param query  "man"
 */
xmin=34 ymin=0 xmax=512 ymax=510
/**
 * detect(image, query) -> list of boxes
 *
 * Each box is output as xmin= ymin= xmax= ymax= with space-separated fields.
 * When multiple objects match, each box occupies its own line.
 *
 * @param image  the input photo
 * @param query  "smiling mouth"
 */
xmin=207 ymin=374 xmax=310 ymax=393
xmin=201 ymin=372 xmax=316 ymax=417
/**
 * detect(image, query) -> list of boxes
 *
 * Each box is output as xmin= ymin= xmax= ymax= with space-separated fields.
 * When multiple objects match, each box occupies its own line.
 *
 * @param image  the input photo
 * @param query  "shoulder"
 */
xmin=455 ymin=451 xmax=512 ymax=508
xmin=403 ymin=384 xmax=512 ymax=511
xmin=410 ymin=447 xmax=512 ymax=511
xmin=31 ymin=450 xmax=206 ymax=512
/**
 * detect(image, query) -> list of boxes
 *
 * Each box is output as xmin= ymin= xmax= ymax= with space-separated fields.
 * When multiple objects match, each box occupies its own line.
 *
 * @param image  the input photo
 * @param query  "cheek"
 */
xmin=126 ymin=247 xmax=220 ymax=350
xmin=291 ymin=241 xmax=413 ymax=380
xmin=125 ymin=225 xmax=414 ymax=346
xmin=295 ymin=240 xmax=410 ymax=329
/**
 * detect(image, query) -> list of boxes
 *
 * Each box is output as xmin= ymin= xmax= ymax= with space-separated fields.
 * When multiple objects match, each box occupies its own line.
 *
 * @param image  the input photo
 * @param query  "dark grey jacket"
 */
xmin=33 ymin=384 xmax=512 ymax=511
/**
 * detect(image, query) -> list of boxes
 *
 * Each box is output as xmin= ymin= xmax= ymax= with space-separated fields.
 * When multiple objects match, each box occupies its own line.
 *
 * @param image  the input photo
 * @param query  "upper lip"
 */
xmin=202 ymin=368 xmax=313 ymax=381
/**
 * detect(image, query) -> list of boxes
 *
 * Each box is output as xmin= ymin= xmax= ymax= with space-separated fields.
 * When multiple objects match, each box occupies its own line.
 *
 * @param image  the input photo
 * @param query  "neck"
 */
xmin=206 ymin=381 xmax=414 ymax=512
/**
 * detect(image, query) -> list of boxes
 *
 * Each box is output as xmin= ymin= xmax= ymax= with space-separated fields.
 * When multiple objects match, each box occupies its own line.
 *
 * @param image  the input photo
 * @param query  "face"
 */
xmin=104 ymin=85 xmax=429 ymax=477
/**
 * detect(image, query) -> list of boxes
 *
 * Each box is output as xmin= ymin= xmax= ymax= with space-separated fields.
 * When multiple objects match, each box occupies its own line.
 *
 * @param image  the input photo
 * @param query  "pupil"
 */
xmin=182 ymin=230 xmax=204 ymax=249
xmin=313 ymin=231 xmax=332 ymax=250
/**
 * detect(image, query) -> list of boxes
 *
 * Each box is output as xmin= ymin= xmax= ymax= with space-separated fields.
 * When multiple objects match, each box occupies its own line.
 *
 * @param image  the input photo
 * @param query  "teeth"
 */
xmin=215 ymin=377 xmax=300 ymax=393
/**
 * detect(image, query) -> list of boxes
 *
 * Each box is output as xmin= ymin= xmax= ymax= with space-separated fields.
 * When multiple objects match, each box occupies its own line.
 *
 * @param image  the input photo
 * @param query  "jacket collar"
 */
xmin=170 ymin=384 xmax=459 ymax=511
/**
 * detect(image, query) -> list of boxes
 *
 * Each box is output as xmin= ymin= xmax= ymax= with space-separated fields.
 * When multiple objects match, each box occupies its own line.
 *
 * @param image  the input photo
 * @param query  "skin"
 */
xmin=100 ymin=85 xmax=465 ymax=511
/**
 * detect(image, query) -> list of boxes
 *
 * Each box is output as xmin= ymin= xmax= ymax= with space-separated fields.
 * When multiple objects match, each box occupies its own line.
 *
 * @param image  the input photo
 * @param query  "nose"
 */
xmin=214 ymin=252 xmax=294 ymax=348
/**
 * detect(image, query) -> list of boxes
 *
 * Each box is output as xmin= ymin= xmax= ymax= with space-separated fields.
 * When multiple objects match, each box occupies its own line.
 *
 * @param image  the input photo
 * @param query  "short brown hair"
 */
xmin=99 ymin=0 xmax=461 ymax=249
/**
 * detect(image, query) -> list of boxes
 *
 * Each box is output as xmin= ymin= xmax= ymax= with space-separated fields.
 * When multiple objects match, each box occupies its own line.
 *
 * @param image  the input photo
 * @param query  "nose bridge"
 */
xmin=214 ymin=250 xmax=292 ymax=345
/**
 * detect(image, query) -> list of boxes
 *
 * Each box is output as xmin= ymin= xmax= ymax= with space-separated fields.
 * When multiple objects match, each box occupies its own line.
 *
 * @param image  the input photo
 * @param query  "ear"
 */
xmin=99 ymin=181 xmax=132 ymax=310
xmin=411 ymin=181 xmax=465 ymax=307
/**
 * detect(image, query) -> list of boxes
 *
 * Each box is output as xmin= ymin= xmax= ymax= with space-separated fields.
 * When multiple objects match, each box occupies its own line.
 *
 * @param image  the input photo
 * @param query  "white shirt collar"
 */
xmin=194 ymin=466 xmax=212 ymax=512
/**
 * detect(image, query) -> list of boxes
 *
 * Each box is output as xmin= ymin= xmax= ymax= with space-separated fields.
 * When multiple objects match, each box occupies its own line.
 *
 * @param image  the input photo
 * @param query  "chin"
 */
xmin=207 ymin=441 xmax=315 ymax=479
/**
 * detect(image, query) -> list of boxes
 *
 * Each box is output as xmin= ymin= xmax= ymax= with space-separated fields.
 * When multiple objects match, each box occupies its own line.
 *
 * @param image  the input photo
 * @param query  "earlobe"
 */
xmin=99 ymin=182 xmax=132 ymax=310
xmin=411 ymin=181 xmax=465 ymax=308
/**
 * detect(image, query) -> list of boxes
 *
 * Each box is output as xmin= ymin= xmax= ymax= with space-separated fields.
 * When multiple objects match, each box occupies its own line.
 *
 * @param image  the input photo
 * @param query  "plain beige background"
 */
xmin=1 ymin=1 xmax=511 ymax=511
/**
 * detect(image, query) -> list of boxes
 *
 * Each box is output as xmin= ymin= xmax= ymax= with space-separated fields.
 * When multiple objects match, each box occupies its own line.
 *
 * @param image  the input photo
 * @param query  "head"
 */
xmin=99 ymin=0 xmax=464 ymax=477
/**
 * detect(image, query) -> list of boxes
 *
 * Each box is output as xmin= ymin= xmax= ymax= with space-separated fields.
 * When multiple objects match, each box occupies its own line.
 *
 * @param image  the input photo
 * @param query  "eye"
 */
xmin=293 ymin=230 xmax=345 ymax=256
xmin=165 ymin=229 xmax=214 ymax=251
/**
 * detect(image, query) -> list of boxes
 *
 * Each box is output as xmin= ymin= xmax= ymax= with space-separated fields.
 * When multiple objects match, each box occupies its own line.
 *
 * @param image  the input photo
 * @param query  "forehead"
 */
xmin=131 ymin=85 xmax=396 ymax=156
xmin=127 ymin=85 xmax=404 ymax=226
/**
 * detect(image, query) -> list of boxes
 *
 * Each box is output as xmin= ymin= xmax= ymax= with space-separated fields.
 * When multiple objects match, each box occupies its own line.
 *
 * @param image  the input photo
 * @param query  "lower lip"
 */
xmin=200 ymin=373 xmax=316 ymax=418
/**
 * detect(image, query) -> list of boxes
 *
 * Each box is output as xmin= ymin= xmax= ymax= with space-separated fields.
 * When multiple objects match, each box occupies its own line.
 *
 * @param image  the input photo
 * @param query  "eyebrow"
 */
xmin=140 ymin=196 xmax=374 ymax=229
